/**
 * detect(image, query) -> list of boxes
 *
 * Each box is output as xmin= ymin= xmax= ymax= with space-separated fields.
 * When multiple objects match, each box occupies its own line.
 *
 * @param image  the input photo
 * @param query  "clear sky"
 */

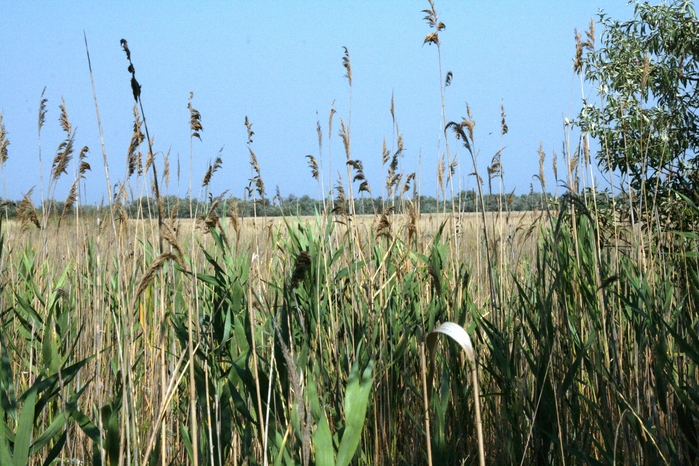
xmin=0 ymin=1 xmax=634 ymax=205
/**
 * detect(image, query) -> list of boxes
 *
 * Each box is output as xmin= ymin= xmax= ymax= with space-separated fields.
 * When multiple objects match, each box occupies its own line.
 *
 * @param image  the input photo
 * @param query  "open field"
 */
xmin=1 ymin=1 xmax=698 ymax=464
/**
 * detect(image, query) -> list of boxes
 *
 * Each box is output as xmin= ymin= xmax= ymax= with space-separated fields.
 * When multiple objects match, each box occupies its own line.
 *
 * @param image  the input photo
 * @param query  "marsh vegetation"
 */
xmin=0 ymin=1 xmax=698 ymax=465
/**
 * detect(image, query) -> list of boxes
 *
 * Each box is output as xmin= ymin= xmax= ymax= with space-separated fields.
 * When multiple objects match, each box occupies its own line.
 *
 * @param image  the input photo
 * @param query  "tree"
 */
xmin=575 ymin=0 xmax=699 ymax=228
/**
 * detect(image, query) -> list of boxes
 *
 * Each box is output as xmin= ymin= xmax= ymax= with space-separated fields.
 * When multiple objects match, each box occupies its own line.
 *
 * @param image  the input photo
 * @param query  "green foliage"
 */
xmin=576 ymin=0 xmax=699 ymax=226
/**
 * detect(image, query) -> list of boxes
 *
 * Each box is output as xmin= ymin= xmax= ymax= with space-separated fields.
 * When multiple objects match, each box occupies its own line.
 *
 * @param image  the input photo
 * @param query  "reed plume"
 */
xmin=0 ymin=113 xmax=8 ymax=166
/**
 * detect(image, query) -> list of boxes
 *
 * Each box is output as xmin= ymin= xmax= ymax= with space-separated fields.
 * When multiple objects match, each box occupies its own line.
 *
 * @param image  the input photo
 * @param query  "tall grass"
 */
xmin=0 ymin=2 xmax=697 ymax=465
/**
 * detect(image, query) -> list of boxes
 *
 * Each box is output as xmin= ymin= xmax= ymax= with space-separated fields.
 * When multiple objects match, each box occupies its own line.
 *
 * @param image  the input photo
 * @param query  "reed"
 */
xmin=0 ymin=2 xmax=697 ymax=465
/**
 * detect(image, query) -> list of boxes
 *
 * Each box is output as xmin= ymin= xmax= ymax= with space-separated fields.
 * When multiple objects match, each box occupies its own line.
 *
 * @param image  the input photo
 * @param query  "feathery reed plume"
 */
xmin=59 ymin=146 xmax=90 ymax=227
xmin=131 ymin=252 xmax=179 ymax=311
xmin=120 ymin=39 xmax=141 ymax=102
xmin=198 ymin=192 xmax=228 ymax=237
xmin=386 ymin=130 xmax=404 ymax=197
xmin=574 ymin=30 xmax=583 ymax=74
xmin=422 ymin=0 xmax=444 ymax=46
xmin=445 ymin=71 xmax=453 ymax=87
xmin=402 ymin=172 xmax=416 ymax=195
xmin=249 ymin=158 xmax=265 ymax=199
xmin=121 ymin=38 xmax=165 ymax=252
xmin=202 ymin=151 xmax=223 ymax=188
xmin=552 ymin=148 xmax=558 ymax=185
xmin=0 ymin=113 xmax=9 ymax=166
xmin=168 ymin=200 xmax=179 ymax=221
xmin=245 ymin=115 xmax=254 ymax=144
xmin=127 ymin=105 xmax=144 ymax=178
xmin=585 ymin=18 xmax=595 ymax=51
xmin=487 ymin=149 xmax=503 ymax=194
xmin=347 ymin=159 xmax=371 ymax=195
xmin=51 ymin=98 xmax=75 ymax=183
xmin=38 ymin=89 xmax=47 ymax=134
xmin=144 ymin=136 xmax=156 ymax=176
xmin=0 ymin=112 xmax=8 ymax=216
xmin=188 ymin=92 xmax=203 ymax=141
xmin=77 ymin=145 xmax=91 ymax=178
xmin=537 ymin=142 xmax=546 ymax=191
xmin=339 ymin=119 xmax=350 ymax=159
xmin=328 ymin=105 xmax=336 ymax=139
xmin=244 ymin=117 xmax=265 ymax=203
xmin=228 ymin=199 xmax=241 ymax=238
xmin=405 ymin=201 xmax=418 ymax=243
xmin=573 ymin=20 xmax=595 ymax=74
xmin=376 ymin=207 xmax=394 ymax=240
xmin=163 ymin=149 xmax=170 ymax=189
xmin=437 ymin=157 xmax=445 ymax=197
xmin=333 ymin=177 xmax=347 ymax=215
xmin=342 ymin=46 xmax=352 ymax=86
xmin=306 ymin=155 xmax=319 ymax=180
xmin=37 ymin=90 xmax=48 ymax=213
xmin=58 ymin=97 xmax=72 ymax=134
xmin=501 ymin=101 xmax=508 ymax=136
xmin=445 ymin=115 xmax=475 ymax=156
xmin=161 ymin=221 xmax=185 ymax=267
xmin=17 ymin=188 xmax=40 ymax=231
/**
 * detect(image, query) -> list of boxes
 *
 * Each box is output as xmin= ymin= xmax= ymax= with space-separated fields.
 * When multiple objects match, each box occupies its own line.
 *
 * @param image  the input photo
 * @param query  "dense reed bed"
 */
xmin=0 ymin=1 xmax=698 ymax=465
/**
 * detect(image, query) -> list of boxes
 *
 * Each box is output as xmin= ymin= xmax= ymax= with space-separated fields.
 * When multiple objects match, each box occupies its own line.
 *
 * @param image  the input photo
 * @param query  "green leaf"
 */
xmin=0 ymin=399 xmax=14 ymax=466
xmin=31 ymin=411 xmax=67 ymax=453
xmin=313 ymin=413 xmax=335 ymax=466
xmin=14 ymin=387 xmax=37 ymax=466
xmin=336 ymin=359 xmax=374 ymax=466
xmin=309 ymin=378 xmax=335 ymax=466
xmin=41 ymin=427 xmax=67 ymax=466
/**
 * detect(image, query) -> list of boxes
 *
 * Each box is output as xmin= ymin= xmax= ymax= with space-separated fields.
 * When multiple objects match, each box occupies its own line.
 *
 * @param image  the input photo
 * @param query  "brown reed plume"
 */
xmin=197 ymin=196 xmax=223 ymax=230
xmin=127 ymin=105 xmax=144 ymax=178
xmin=342 ymin=46 xmax=352 ymax=87
xmin=188 ymin=92 xmax=203 ymax=141
xmin=163 ymin=149 xmax=170 ymax=189
xmin=228 ymin=199 xmax=241 ymax=242
xmin=121 ymin=38 xmax=164 ymax=250
xmin=402 ymin=172 xmax=416 ymax=196
xmin=59 ymin=145 xmax=90 ymax=228
xmin=51 ymin=98 xmax=75 ymax=183
xmin=536 ymin=142 xmax=547 ymax=191
xmin=347 ymin=159 xmax=371 ymax=196
xmin=245 ymin=117 xmax=265 ymax=205
xmin=487 ymin=149 xmax=503 ymax=195
xmin=574 ymin=19 xmax=595 ymax=74
xmin=333 ymin=178 xmax=347 ymax=215
xmin=0 ymin=112 xmax=8 ymax=166
xmin=376 ymin=206 xmax=394 ymax=240
xmin=306 ymin=155 xmax=319 ymax=180
xmin=17 ymin=188 xmax=40 ymax=231
xmin=0 ymin=112 xmax=8 ymax=204
xmin=202 ymin=151 xmax=223 ymax=188
xmin=385 ymin=130 xmax=404 ymax=198
xmin=422 ymin=0 xmax=444 ymax=46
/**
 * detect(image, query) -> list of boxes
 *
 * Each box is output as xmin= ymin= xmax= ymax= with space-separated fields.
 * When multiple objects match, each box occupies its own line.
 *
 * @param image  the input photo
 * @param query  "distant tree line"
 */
xmin=0 ymin=190 xmax=556 ymax=221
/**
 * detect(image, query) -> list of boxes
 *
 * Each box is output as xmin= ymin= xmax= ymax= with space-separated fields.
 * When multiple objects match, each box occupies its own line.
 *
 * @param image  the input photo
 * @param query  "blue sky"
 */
xmin=0 ymin=1 xmax=634 ymax=205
